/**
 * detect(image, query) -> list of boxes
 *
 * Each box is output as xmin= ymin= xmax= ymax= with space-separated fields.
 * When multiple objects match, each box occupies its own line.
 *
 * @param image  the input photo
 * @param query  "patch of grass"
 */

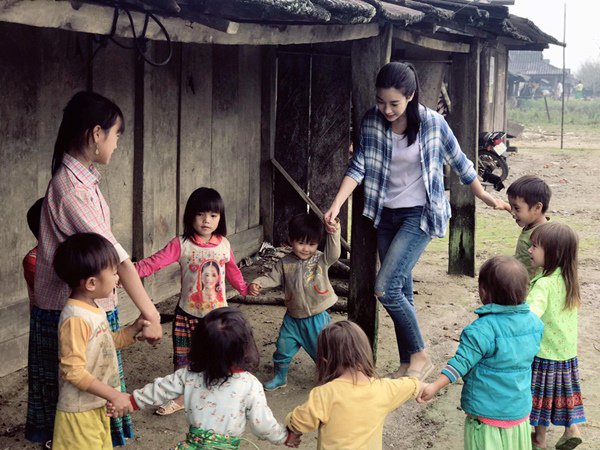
xmin=509 ymin=98 xmax=600 ymax=126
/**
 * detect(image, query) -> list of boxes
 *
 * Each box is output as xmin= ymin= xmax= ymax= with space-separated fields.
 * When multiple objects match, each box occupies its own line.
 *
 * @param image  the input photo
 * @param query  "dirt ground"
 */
xmin=1 ymin=127 xmax=599 ymax=450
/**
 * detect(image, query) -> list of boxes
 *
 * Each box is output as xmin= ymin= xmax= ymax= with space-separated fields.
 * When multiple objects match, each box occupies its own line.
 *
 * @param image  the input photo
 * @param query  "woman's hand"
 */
xmin=324 ymin=205 xmax=341 ymax=228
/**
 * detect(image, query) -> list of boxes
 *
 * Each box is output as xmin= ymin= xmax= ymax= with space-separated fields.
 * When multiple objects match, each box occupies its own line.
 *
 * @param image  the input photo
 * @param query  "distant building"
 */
xmin=508 ymin=50 xmax=576 ymax=99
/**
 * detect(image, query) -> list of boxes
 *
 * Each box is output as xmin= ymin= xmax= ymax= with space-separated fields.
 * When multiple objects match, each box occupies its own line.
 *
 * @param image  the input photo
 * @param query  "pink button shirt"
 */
xmin=34 ymin=153 xmax=128 ymax=312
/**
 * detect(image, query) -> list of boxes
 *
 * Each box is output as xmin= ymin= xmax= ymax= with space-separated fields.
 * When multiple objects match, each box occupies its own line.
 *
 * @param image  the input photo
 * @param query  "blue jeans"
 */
xmin=375 ymin=207 xmax=431 ymax=363
xmin=272 ymin=311 xmax=331 ymax=366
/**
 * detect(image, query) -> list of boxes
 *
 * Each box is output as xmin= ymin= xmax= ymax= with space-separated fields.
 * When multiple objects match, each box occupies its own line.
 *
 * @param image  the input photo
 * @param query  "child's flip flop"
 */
xmin=155 ymin=399 xmax=184 ymax=416
xmin=555 ymin=435 xmax=583 ymax=450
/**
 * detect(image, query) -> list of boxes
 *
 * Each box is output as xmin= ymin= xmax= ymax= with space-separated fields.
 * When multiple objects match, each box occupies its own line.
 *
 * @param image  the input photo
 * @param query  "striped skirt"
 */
xmin=173 ymin=306 xmax=201 ymax=367
xmin=25 ymin=307 xmax=61 ymax=443
xmin=25 ymin=306 xmax=134 ymax=446
xmin=530 ymin=356 xmax=586 ymax=427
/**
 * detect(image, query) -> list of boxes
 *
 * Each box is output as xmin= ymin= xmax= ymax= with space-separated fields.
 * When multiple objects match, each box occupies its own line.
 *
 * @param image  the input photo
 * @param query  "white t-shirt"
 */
xmin=383 ymin=133 xmax=427 ymax=208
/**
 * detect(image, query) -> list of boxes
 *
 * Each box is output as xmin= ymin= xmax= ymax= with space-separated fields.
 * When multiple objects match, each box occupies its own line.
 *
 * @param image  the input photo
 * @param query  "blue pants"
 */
xmin=375 ymin=206 xmax=431 ymax=364
xmin=273 ymin=311 xmax=331 ymax=366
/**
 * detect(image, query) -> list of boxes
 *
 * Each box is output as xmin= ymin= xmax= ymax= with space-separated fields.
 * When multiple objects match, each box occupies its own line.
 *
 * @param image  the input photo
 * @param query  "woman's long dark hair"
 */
xmin=182 ymin=187 xmax=227 ymax=240
xmin=52 ymin=91 xmax=124 ymax=175
xmin=188 ymin=307 xmax=259 ymax=386
xmin=375 ymin=62 xmax=421 ymax=146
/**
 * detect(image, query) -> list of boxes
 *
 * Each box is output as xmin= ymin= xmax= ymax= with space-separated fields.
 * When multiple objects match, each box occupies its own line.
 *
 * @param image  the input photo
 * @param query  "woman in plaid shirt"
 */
xmin=325 ymin=62 xmax=509 ymax=382
xmin=26 ymin=92 xmax=162 ymax=448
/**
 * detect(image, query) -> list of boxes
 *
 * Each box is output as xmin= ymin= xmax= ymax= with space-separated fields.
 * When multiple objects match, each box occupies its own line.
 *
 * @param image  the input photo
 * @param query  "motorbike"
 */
xmin=478 ymin=131 xmax=509 ymax=191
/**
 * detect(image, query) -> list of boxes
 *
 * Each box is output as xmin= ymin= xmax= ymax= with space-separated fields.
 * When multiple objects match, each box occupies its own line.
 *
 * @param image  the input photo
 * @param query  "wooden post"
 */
xmin=348 ymin=24 xmax=392 ymax=353
xmin=446 ymin=41 xmax=480 ymax=276
xmin=272 ymin=52 xmax=311 ymax=245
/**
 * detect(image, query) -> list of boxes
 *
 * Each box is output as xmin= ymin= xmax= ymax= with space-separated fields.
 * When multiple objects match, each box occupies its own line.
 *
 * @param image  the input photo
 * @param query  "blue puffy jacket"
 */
xmin=441 ymin=303 xmax=543 ymax=420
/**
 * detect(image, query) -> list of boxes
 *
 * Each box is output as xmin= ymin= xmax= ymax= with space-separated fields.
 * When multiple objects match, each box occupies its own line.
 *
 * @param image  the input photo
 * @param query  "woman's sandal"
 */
xmin=155 ymin=399 xmax=184 ymax=416
xmin=44 ymin=440 xmax=52 ymax=449
xmin=406 ymin=360 xmax=435 ymax=381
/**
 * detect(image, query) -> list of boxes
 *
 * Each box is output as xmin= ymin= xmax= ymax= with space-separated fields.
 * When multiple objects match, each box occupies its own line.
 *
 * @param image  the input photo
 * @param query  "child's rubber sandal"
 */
xmin=155 ymin=399 xmax=184 ymax=416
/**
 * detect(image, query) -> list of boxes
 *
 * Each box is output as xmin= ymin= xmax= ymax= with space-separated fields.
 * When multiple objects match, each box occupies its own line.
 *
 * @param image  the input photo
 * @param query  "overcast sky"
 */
xmin=508 ymin=0 xmax=599 ymax=74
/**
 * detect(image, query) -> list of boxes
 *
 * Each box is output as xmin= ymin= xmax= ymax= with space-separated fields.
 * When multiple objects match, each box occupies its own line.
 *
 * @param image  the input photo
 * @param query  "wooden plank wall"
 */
xmin=273 ymin=45 xmax=351 ymax=247
xmin=0 ymin=22 xmax=264 ymax=376
xmin=273 ymin=52 xmax=311 ymax=245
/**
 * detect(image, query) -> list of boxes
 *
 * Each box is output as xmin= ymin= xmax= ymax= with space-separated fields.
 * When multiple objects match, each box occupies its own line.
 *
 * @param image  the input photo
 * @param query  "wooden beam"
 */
xmin=271 ymin=159 xmax=351 ymax=253
xmin=0 ymin=1 xmax=380 ymax=45
xmin=260 ymin=47 xmax=277 ymax=243
xmin=394 ymin=28 xmax=470 ymax=53
xmin=446 ymin=41 xmax=481 ymax=277
xmin=348 ymin=24 xmax=392 ymax=355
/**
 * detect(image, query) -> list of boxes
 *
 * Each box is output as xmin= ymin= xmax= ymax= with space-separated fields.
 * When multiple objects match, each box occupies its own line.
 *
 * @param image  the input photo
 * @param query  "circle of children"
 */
xmin=22 ymin=88 xmax=585 ymax=450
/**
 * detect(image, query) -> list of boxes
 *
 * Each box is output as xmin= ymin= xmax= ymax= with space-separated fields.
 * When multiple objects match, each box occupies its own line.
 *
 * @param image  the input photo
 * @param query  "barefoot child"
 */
xmin=135 ymin=187 xmax=247 ymax=415
xmin=122 ymin=307 xmax=299 ymax=449
xmin=248 ymin=214 xmax=340 ymax=390
xmin=52 ymin=233 xmax=149 ymax=450
xmin=285 ymin=321 xmax=421 ymax=449
xmin=528 ymin=223 xmax=586 ymax=450
xmin=506 ymin=175 xmax=551 ymax=279
xmin=418 ymin=256 xmax=543 ymax=450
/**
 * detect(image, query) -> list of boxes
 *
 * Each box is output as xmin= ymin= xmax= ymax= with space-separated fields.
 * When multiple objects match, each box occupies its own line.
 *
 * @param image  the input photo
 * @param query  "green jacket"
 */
xmin=527 ymin=268 xmax=578 ymax=361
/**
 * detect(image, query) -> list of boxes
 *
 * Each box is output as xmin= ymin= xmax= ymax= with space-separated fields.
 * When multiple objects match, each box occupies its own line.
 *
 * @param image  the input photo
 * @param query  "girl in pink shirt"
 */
xmin=135 ymin=187 xmax=248 ymax=415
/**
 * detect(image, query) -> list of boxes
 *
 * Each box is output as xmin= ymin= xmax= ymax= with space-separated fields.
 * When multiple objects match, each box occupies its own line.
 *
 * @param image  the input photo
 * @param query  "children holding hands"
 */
xmin=418 ymin=256 xmax=544 ymax=450
xmin=286 ymin=320 xmax=421 ymax=449
xmin=51 ymin=233 xmax=150 ymax=450
xmin=248 ymin=213 xmax=341 ymax=390
xmin=118 ymin=307 xmax=301 ymax=449
xmin=134 ymin=187 xmax=248 ymax=415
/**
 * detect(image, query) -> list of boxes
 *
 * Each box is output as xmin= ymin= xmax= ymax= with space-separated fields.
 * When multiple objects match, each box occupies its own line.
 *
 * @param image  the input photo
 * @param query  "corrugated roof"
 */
xmin=0 ymin=0 xmax=562 ymax=49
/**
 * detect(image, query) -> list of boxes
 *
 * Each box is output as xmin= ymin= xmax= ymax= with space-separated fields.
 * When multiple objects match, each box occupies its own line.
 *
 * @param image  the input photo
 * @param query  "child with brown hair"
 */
xmin=418 ymin=256 xmax=544 ymax=450
xmin=285 ymin=320 xmax=421 ymax=449
xmin=528 ymin=223 xmax=585 ymax=450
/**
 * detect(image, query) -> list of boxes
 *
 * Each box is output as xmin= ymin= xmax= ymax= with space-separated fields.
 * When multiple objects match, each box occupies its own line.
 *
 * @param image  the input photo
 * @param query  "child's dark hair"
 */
xmin=316 ymin=321 xmax=377 ymax=385
xmin=52 ymin=91 xmax=124 ymax=176
xmin=53 ymin=233 xmax=119 ymax=288
xmin=27 ymin=198 xmax=44 ymax=240
xmin=478 ymin=256 xmax=528 ymax=306
xmin=183 ymin=187 xmax=227 ymax=240
xmin=288 ymin=213 xmax=323 ymax=244
xmin=506 ymin=175 xmax=551 ymax=213
xmin=531 ymin=222 xmax=580 ymax=309
xmin=375 ymin=62 xmax=421 ymax=146
xmin=189 ymin=307 xmax=259 ymax=386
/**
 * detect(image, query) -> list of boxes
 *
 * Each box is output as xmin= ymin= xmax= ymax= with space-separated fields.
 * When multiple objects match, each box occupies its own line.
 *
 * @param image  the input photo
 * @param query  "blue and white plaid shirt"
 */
xmin=346 ymin=105 xmax=477 ymax=238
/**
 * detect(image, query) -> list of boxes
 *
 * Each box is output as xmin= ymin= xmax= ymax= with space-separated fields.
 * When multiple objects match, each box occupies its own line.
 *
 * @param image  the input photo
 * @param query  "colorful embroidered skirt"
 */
xmin=25 ymin=307 xmax=61 ymax=443
xmin=174 ymin=427 xmax=241 ymax=450
xmin=107 ymin=308 xmax=135 ymax=446
xmin=173 ymin=306 xmax=201 ymax=367
xmin=530 ymin=356 xmax=586 ymax=427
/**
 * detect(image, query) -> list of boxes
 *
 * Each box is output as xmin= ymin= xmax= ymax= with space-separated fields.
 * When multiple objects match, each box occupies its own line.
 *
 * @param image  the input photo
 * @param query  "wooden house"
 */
xmin=0 ymin=0 xmax=560 ymax=375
